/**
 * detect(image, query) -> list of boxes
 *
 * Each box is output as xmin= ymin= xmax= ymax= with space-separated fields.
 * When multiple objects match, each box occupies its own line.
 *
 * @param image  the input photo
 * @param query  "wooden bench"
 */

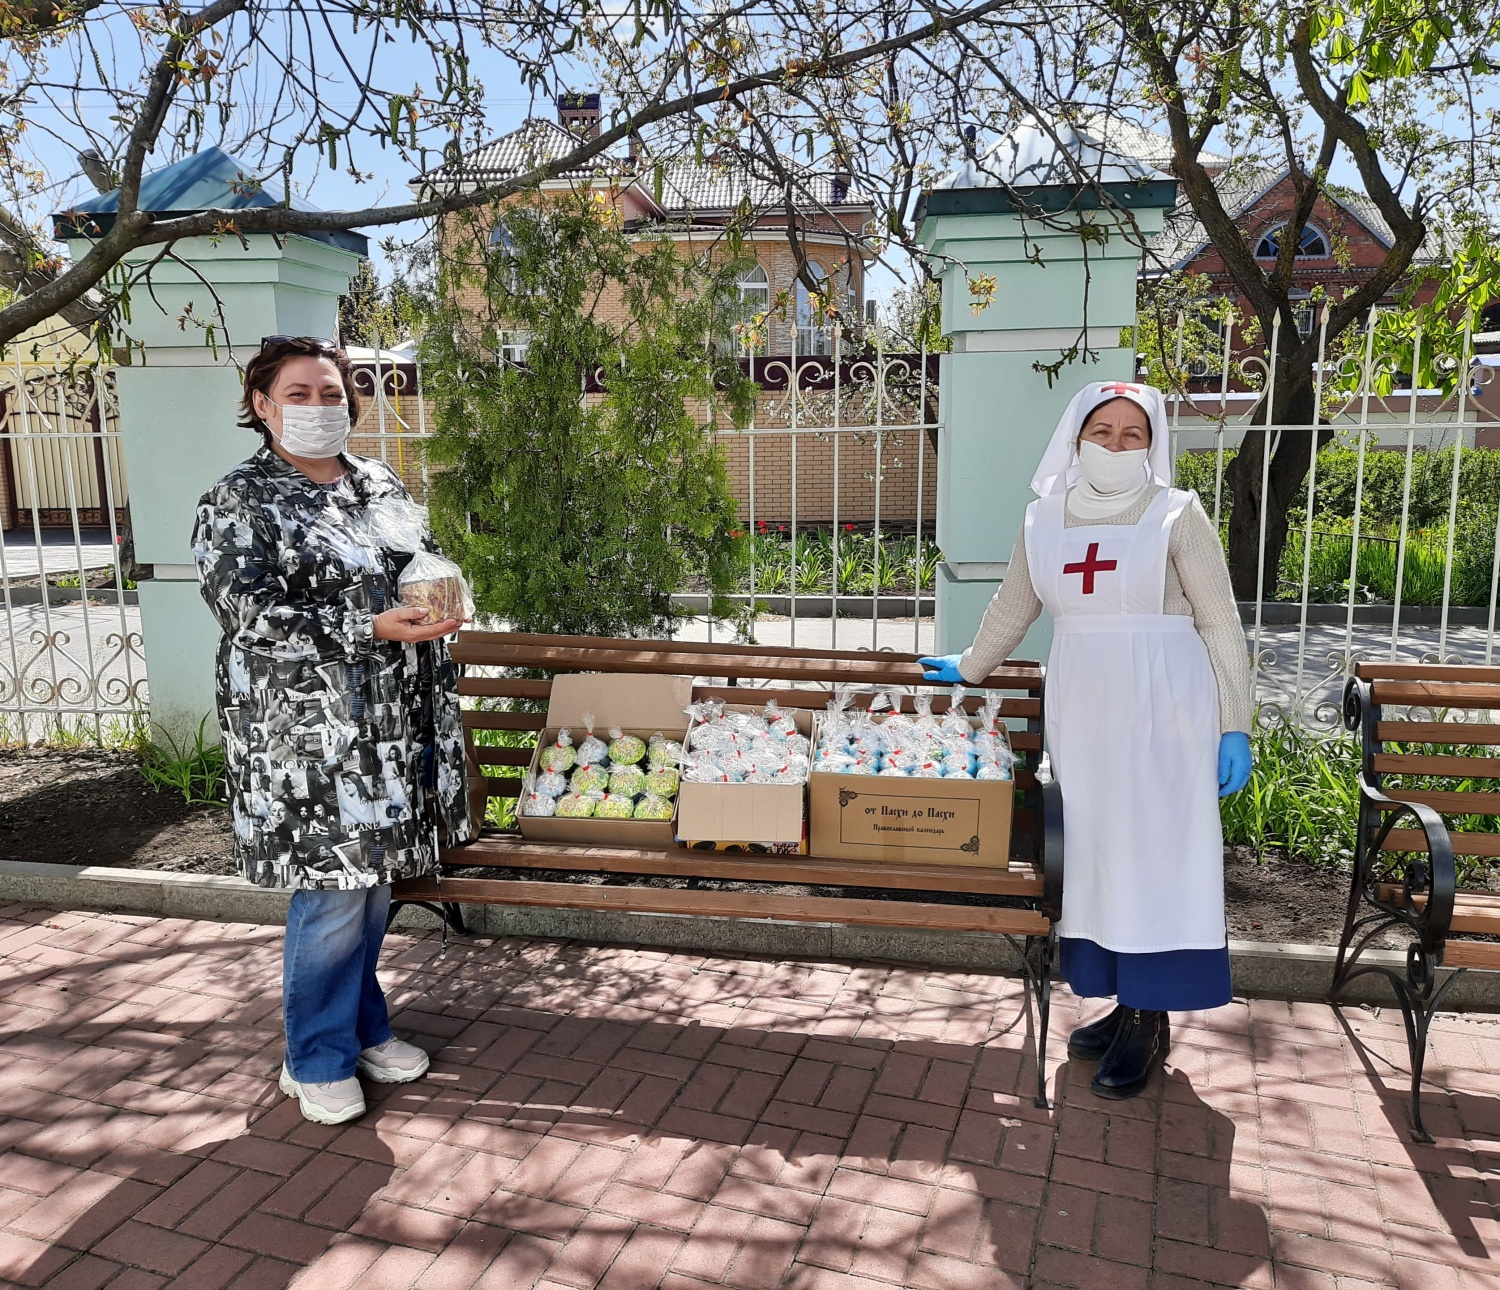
xmin=392 ymin=631 xmax=1064 ymax=1105
xmin=1336 ymin=662 xmax=1500 ymax=1139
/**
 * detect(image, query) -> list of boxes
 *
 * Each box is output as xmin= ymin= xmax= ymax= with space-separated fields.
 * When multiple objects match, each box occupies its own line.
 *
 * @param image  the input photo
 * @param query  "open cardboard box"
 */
xmin=675 ymin=703 xmax=812 ymax=854
xmin=517 ymin=672 xmax=693 ymax=848
xmin=807 ymin=713 xmax=1014 ymax=866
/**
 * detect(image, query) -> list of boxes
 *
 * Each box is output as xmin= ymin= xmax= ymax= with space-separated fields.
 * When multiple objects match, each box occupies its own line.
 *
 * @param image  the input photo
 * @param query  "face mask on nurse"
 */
xmin=1076 ymin=396 xmax=1152 ymax=496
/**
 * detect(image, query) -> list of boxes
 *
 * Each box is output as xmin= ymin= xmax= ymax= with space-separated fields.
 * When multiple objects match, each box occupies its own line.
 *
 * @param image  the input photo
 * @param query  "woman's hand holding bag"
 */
xmin=374 ymin=606 xmax=464 ymax=643
xmin=1217 ymin=731 xmax=1252 ymax=797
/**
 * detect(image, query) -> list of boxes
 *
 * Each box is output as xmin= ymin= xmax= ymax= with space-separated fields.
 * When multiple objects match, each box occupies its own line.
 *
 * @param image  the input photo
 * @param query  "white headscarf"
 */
xmin=1028 ymin=380 xmax=1173 ymax=500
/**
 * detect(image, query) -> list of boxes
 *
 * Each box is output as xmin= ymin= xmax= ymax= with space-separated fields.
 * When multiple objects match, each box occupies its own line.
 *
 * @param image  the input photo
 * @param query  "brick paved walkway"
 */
xmin=0 ymin=904 xmax=1497 ymax=1289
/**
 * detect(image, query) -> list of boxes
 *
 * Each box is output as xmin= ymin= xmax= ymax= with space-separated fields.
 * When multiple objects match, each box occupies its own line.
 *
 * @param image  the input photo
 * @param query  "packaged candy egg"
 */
xmin=595 ymin=792 xmax=636 ymax=819
xmin=647 ymin=733 xmax=684 ymax=769
xmin=570 ymin=764 xmax=609 ymax=795
xmin=575 ymin=712 xmax=608 ymax=766
xmin=539 ymin=729 xmax=576 ymax=772
xmin=608 ymin=765 xmax=647 ymax=797
xmin=555 ymin=792 xmax=597 ymax=818
xmin=535 ymin=770 xmax=569 ymax=798
xmin=645 ymin=766 xmax=680 ymax=796
xmin=521 ymin=786 xmax=558 ymax=816
xmin=607 ymin=728 xmax=646 ymax=765
xmin=976 ymin=761 xmax=1011 ymax=780
xmin=633 ymin=792 xmax=675 ymax=820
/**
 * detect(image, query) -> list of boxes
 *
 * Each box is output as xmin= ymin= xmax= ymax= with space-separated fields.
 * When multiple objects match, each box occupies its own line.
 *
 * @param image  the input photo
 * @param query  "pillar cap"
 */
xmin=918 ymin=113 xmax=1178 ymax=221
xmin=52 ymin=146 xmax=369 ymax=255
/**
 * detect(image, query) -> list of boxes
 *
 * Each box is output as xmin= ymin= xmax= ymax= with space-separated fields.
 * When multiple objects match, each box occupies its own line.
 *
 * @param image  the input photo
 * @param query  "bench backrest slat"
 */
xmin=1371 ymin=787 xmax=1500 ymax=815
xmin=1367 ymin=680 xmax=1500 ymax=709
xmin=1357 ymin=662 xmax=1500 ymax=683
xmin=1374 ymin=721 xmax=1500 ymax=746
xmin=1371 ymin=752 xmax=1500 ymax=778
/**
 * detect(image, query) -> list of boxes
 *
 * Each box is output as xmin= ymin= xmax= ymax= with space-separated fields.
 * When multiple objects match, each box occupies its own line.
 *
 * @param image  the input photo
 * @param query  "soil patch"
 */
xmin=5 ymin=750 xmax=1489 ymax=946
xmin=0 ymin=748 xmax=234 ymax=874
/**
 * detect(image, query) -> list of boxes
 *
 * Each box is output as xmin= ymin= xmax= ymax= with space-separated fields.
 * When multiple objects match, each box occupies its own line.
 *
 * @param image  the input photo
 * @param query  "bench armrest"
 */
xmin=1358 ymin=772 xmax=1457 ymax=942
xmin=1041 ymin=778 xmax=1064 ymax=922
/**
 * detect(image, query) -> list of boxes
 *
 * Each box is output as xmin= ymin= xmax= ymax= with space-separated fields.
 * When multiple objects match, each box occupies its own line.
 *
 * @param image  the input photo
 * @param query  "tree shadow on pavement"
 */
xmin=1335 ymin=1003 xmax=1500 ymax=1269
xmin=0 ymin=909 xmax=396 ymax=1288
xmin=1 ymin=908 xmax=1274 ymax=1288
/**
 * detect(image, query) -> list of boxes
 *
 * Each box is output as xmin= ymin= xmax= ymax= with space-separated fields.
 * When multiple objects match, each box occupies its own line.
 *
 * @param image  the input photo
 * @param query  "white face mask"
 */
xmin=1076 ymin=440 xmax=1148 ymax=495
xmin=266 ymin=399 xmax=351 ymax=459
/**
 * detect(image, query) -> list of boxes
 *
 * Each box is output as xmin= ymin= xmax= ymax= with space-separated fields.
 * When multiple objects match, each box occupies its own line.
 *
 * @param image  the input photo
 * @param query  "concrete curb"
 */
xmin=2 ymin=859 xmax=1496 ymax=1010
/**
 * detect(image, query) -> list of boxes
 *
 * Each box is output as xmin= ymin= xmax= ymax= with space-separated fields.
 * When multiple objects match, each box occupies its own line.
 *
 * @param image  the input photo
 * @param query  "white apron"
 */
xmin=1025 ymin=486 xmax=1226 ymax=953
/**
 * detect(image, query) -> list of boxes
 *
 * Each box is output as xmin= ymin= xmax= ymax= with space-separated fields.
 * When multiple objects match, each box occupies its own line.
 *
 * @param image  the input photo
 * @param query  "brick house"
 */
xmin=1087 ymin=118 xmax=1447 ymax=365
xmin=415 ymin=95 xmax=877 ymax=357
xmin=407 ymin=95 xmax=942 ymax=528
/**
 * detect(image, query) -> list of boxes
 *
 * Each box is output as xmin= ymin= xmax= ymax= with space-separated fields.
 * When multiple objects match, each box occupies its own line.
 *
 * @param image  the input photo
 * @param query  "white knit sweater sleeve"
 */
xmin=957 ymin=522 xmax=1042 ymax=683
xmin=1170 ymin=494 xmax=1254 ymax=734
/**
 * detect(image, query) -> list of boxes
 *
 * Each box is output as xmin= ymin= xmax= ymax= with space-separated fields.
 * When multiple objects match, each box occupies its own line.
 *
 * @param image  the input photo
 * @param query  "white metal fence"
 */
xmin=0 ymin=355 xmax=144 ymax=740
xmin=5 ymin=312 xmax=1498 ymax=739
xmin=1158 ymin=312 xmax=1497 ymax=733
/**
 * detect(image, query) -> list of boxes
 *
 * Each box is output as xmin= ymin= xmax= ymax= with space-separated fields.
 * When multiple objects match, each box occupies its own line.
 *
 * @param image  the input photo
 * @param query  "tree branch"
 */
xmin=0 ymin=0 xmax=1020 ymax=347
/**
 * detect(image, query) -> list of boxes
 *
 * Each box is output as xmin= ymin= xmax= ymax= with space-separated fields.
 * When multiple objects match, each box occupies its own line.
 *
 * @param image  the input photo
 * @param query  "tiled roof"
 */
xmin=1073 ymin=112 xmax=1229 ymax=171
xmin=1145 ymin=161 xmax=1447 ymax=271
xmin=419 ymin=118 xmax=624 ymax=184
xmin=419 ymin=118 xmax=871 ymax=216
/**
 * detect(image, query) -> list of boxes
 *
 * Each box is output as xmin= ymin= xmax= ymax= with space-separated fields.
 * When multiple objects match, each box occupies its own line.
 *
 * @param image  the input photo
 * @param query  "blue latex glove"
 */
xmin=917 ymin=653 xmax=966 ymax=683
xmin=1218 ymin=731 xmax=1253 ymax=798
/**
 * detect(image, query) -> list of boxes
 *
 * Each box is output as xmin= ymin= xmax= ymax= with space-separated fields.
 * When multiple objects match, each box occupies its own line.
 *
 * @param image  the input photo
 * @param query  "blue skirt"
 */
xmin=1060 ymin=937 xmax=1232 ymax=1012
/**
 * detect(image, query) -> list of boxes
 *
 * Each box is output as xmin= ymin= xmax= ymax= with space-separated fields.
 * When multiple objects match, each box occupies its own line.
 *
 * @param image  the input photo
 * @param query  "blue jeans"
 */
xmin=282 ymin=885 xmax=394 ymax=1083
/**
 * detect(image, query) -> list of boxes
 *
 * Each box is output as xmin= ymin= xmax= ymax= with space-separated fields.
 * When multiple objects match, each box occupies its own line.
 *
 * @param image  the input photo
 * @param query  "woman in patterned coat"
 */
xmin=192 ymin=336 xmax=472 ymax=1125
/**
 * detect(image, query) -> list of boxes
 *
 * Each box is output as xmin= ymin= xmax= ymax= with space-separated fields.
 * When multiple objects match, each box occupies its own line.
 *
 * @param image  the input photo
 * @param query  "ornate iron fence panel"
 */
xmin=0 ymin=355 xmax=145 ymax=740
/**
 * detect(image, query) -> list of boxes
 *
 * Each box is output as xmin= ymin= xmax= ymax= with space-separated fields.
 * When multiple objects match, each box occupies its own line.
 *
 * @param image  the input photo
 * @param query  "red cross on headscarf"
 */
xmin=1063 ymin=543 xmax=1117 ymax=594
xmin=1098 ymin=382 xmax=1141 ymax=396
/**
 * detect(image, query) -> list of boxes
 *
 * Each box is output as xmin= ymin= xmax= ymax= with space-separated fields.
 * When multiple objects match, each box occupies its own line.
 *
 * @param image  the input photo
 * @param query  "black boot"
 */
xmin=1067 ymin=1004 xmax=1129 ymax=1061
xmin=1091 ymin=1010 xmax=1170 ymax=1100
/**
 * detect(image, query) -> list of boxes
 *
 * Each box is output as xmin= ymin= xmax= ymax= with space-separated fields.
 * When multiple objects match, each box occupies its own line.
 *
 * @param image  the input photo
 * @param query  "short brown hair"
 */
xmin=239 ymin=337 xmax=361 ymax=444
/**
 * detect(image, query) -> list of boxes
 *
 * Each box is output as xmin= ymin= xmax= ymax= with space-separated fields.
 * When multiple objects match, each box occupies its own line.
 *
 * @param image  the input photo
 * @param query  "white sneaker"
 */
xmin=278 ymin=1065 xmax=366 ymax=1125
xmin=357 ymin=1037 xmax=430 ymax=1084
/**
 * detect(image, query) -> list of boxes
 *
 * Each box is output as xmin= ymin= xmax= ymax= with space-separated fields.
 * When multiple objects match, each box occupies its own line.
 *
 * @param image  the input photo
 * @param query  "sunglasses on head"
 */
xmin=260 ymin=335 xmax=340 ymax=352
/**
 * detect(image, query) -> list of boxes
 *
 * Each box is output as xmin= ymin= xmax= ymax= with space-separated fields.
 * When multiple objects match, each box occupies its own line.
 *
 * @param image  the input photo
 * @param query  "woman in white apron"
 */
xmin=920 ymin=381 xmax=1252 ymax=1099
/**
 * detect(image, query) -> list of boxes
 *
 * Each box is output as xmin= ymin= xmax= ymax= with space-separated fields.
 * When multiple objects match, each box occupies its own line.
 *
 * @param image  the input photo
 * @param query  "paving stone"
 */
xmin=2 ymin=904 xmax=1498 ymax=1290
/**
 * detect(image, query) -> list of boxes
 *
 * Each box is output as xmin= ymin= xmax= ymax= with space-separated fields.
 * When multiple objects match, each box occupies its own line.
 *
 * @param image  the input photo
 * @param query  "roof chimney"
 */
xmin=557 ymin=92 xmax=601 ymax=141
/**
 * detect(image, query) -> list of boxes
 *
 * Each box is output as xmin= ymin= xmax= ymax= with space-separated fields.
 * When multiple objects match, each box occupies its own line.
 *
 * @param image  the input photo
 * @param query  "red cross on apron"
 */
xmin=1062 ymin=542 xmax=1117 ymax=595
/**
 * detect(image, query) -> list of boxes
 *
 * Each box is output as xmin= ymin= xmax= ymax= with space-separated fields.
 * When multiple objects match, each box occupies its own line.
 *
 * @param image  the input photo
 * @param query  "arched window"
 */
xmin=1254 ymin=223 xmax=1330 ymax=260
xmin=796 ymin=261 xmax=832 ymax=356
xmin=733 ymin=264 xmax=769 ymax=354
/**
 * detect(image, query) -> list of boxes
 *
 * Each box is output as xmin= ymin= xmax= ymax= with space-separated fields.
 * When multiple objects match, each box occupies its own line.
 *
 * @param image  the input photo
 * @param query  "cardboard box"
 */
xmin=517 ymin=672 xmax=693 ymax=848
xmin=807 ymin=715 xmax=1013 ymax=866
xmin=676 ymin=705 xmax=811 ymax=852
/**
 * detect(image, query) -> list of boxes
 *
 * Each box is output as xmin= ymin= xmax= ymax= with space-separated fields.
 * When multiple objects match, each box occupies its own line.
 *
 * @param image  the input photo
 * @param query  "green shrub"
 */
xmin=136 ymin=719 xmax=227 ymax=807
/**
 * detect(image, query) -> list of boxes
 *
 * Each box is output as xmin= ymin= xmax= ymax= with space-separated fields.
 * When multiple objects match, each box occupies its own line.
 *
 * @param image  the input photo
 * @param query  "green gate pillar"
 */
xmin=917 ymin=119 xmax=1177 ymax=662
xmin=57 ymin=148 xmax=366 ymax=740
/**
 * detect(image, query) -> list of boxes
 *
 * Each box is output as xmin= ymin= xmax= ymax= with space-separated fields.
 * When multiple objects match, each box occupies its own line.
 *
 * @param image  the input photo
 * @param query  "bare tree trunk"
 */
xmin=1223 ymin=361 xmax=1329 ymax=602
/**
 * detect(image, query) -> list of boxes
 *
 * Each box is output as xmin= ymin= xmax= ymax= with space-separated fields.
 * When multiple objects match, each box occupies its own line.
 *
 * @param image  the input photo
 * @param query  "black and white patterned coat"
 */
xmin=192 ymin=446 xmax=472 ymax=890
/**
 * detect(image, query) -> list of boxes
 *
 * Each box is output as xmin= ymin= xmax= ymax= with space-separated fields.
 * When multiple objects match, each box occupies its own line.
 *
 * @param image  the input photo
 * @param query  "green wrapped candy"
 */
xmin=570 ymin=764 xmax=609 ymax=795
xmin=633 ymin=792 xmax=674 ymax=820
xmin=555 ymin=792 xmax=596 ymax=818
xmin=645 ymin=766 xmax=679 ymax=797
xmin=595 ymin=793 xmax=636 ymax=819
xmin=609 ymin=765 xmax=647 ymax=797
xmin=607 ymin=728 xmax=646 ymax=765
xmin=647 ymin=734 xmax=684 ymax=769
xmin=539 ymin=732 xmax=576 ymax=772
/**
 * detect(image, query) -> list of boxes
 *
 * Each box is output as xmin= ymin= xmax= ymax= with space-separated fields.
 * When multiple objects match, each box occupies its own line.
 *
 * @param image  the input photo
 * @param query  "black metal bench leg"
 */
xmin=387 ymin=899 xmax=466 ymax=936
xmin=1034 ymin=932 xmax=1055 ymax=1109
